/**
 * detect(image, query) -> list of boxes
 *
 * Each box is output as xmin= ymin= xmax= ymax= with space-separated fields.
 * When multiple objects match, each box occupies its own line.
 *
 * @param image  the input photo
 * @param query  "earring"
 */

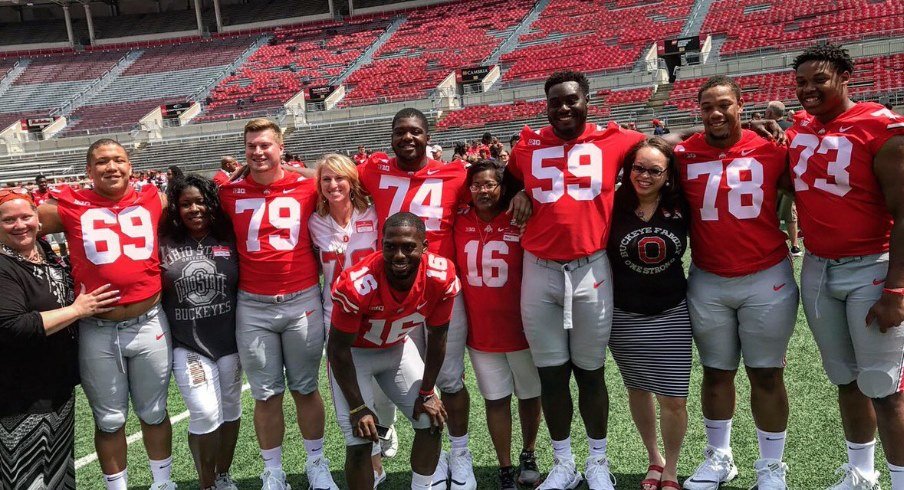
xmin=665 ymin=182 xmax=671 ymax=187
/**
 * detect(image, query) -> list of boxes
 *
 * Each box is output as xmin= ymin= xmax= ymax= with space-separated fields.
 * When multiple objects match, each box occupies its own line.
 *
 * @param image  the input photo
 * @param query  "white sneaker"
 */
xmin=585 ymin=456 xmax=617 ymax=490
xmin=261 ymin=468 xmax=291 ymax=490
xmin=683 ymin=446 xmax=738 ymax=490
xmin=380 ymin=425 xmax=399 ymax=459
xmin=826 ymin=464 xmax=881 ymax=490
xmin=306 ymin=456 xmax=339 ymax=490
xmin=449 ymin=448 xmax=477 ymax=490
xmin=215 ymin=473 xmax=239 ymax=490
xmin=431 ymin=451 xmax=450 ymax=488
xmin=374 ymin=469 xmax=387 ymax=488
xmin=537 ymin=457 xmax=583 ymax=490
xmin=751 ymin=458 xmax=788 ymax=489
xmin=149 ymin=482 xmax=178 ymax=490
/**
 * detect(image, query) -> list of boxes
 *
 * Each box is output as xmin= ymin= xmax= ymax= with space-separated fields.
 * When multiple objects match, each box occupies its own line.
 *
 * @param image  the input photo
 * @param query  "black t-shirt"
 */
xmin=607 ymin=204 xmax=688 ymax=315
xmin=0 ymin=240 xmax=79 ymax=416
xmin=160 ymin=235 xmax=239 ymax=360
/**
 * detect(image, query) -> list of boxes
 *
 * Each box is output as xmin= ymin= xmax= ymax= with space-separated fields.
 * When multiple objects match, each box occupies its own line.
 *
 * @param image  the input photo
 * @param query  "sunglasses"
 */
xmin=631 ymin=165 xmax=666 ymax=177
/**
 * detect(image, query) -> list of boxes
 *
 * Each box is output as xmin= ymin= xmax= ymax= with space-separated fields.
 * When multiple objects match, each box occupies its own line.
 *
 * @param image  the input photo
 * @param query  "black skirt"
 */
xmin=0 ymin=394 xmax=76 ymax=490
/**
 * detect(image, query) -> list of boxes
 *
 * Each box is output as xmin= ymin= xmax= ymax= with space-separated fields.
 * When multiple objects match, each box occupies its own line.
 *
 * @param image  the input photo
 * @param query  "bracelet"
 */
xmin=883 ymin=287 xmax=904 ymax=296
xmin=418 ymin=388 xmax=434 ymax=397
xmin=349 ymin=404 xmax=368 ymax=415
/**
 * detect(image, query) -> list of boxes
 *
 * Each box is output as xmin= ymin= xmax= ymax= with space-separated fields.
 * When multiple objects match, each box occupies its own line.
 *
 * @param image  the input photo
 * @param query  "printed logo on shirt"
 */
xmin=212 ymin=246 xmax=231 ymax=258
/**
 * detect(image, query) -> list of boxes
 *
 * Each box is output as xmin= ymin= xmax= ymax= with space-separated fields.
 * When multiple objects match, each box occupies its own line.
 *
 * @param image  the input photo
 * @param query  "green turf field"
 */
xmin=74 ymin=255 xmax=892 ymax=489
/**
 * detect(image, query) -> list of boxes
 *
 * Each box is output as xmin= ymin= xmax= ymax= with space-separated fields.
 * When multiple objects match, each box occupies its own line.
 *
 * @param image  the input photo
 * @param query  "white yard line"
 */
xmin=75 ymin=383 xmax=251 ymax=470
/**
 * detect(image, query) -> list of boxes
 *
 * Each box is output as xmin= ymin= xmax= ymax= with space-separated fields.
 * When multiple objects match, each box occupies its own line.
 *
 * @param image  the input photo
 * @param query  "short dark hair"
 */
xmin=615 ymin=138 xmax=686 ymax=217
xmin=544 ymin=70 xmax=590 ymax=97
xmin=697 ymin=75 xmax=742 ymax=103
xmin=793 ymin=43 xmax=854 ymax=75
xmin=168 ymin=165 xmax=184 ymax=180
xmin=392 ymin=108 xmax=429 ymax=133
xmin=466 ymin=159 xmax=518 ymax=211
xmin=161 ymin=174 xmax=233 ymax=241
xmin=384 ymin=211 xmax=426 ymax=237
xmin=86 ymin=138 xmax=126 ymax=165
xmin=35 ymin=174 xmax=46 ymax=183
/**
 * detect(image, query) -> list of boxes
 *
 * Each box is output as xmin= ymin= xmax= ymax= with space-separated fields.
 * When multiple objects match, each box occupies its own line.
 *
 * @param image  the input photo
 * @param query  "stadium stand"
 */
xmin=0 ymin=19 xmax=74 ymax=46
xmin=702 ymin=0 xmax=904 ymax=56
xmin=499 ymin=0 xmax=694 ymax=83
xmin=199 ymin=19 xmax=389 ymax=122
xmin=91 ymin=11 xmax=199 ymax=39
xmin=340 ymin=0 xmax=535 ymax=106
xmin=218 ymin=0 xmax=330 ymax=26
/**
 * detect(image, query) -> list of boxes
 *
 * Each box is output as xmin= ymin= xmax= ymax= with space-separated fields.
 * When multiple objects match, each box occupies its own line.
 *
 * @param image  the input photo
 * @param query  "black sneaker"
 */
xmin=790 ymin=246 xmax=803 ymax=257
xmin=518 ymin=449 xmax=541 ymax=487
xmin=499 ymin=466 xmax=517 ymax=490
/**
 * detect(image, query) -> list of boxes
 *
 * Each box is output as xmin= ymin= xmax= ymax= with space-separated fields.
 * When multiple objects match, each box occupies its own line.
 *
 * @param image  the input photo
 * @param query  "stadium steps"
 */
xmin=55 ymin=50 xmax=145 ymax=117
xmin=330 ymin=16 xmax=407 ymax=86
xmin=646 ymin=83 xmax=673 ymax=109
xmin=680 ymin=0 xmax=719 ymax=37
xmin=0 ymin=59 xmax=30 ymax=100
xmin=484 ymin=0 xmax=552 ymax=66
xmin=190 ymin=34 xmax=272 ymax=103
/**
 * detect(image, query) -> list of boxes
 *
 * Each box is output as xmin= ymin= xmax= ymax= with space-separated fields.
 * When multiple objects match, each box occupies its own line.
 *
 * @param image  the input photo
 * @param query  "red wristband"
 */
xmin=418 ymin=388 xmax=435 ymax=397
xmin=883 ymin=287 xmax=904 ymax=296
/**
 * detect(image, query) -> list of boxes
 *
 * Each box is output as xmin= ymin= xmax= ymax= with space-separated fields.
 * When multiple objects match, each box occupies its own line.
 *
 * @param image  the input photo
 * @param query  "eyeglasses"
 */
xmin=631 ymin=165 xmax=667 ymax=177
xmin=469 ymin=182 xmax=500 ymax=192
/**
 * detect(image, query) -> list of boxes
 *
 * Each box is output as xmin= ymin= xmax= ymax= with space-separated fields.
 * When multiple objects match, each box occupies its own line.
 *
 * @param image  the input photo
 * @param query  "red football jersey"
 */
xmin=453 ymin=208 xmax=528 ymax=352
xmin=212 ymin=170 xmax=231 ymax=187
xmin=354 ymin=153 xmax=368 ymax=166
xmin=787 ymin=102 xmax=904 ymax=259
xmin=53 ymin=184 xmax=162 ymax=304
xmin=359 ymin=154 xmax=469 ymax=261
xmin=219 ymin=172 xmax=319 ymax=294
xmin=331 ymin=251 xmax=461 ymax=349
xmin=507 ymin=122 xmax=645 ymax=261
xmin=31 ymin=189 xmax=53 ymax=206
xmin=676 ymin=130 xmax=788 ymax=276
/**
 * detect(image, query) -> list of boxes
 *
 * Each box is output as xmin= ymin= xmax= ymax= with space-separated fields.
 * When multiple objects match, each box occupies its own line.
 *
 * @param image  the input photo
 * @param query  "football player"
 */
xmin=327 ymin=212 xmax=459 ymax=490
xmin=358 ymin=109 xmax=477 ymax=489
xmin=675 ymin=76 xmax=798 ymax=490
xmin=38 ymin=139 xmax=175 ymax=490
xmin=788 ymin=44 xmax=904 ymax=490
xmin=506 ymin=70 xmax=646 ymax=490
xmin=219 ymin=119 xmax=338 ymax=490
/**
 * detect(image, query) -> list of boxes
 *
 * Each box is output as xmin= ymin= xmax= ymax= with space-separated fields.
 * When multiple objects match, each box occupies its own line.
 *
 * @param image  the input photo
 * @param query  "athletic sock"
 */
xmin=755 ymin=428 xmax=786 ymax=460
xmin=551 ymin=436 xmax=573 ymax=461
xmin=103 ymin=468 xmax=128 ymax=490
xmin=412 ymin=470 xmax=434 ymax=489
xmin=887 ymin=462 xmax=904 ymax=489
xmin=847 ymin=440 xmax=876 ymax=475
xmin=703 ymin=417 xmax=732 ymax=451
xmin=588 ymin=436 xmax=607 ymax=459
xmin=148 ymin=456 xmax=172 ymax=483
xmin=449 ymin=433 xmax=469 ymax=452
xmin=304 ymin=437 xmax=325 ymax=460
xmin=261 ymin=446 xmax=283 ymax=470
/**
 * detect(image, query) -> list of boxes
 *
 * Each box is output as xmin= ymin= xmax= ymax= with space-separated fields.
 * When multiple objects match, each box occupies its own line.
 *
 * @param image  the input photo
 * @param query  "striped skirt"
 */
xmin=0 ymin=395 xmax=76 ymax=490
xmin=610 ymin=300 xmax=693 ymax=398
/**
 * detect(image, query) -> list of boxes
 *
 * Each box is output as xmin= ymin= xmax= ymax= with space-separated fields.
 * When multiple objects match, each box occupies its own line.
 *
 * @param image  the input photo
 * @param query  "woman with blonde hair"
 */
xmin=308 ymin=153 xmax=396 ymax=486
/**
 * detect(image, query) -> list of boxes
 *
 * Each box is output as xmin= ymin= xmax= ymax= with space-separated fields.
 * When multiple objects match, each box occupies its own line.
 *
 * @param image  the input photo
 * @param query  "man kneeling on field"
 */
xmin=327 ymin=212 xmax=460 ymax=490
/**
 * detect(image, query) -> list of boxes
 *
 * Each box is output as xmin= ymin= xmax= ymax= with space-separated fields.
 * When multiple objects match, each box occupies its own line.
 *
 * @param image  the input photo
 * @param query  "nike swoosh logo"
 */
xmin=427 ymin=169 xmax=440 ymax=175
xmin=305 ymin=310 xmax=315 ymax=316
xmin=740 ymin=149 xmax=754 ymax=156
xmin=417 ymin=302 xmax=429 ymax=310
xmin=282 ymin=189 xmax=293 ymax=194
xmin=593 ymin=280 xmax=605 ymax=289
xmin=450 ymin=479 xmax=466 ymax=485
xmin=773 ymin=283 xmax=786 ymax=291
xmin=848 ymin=446 xmax=867 ymax=451
xmin=156 ymin=333 xmax=165 ymax=340
xmin=431 ymin=481 xmax=447 ymax=487
xmin=839 ymin=126 xmax=853 ymax=132
xmin=688 ymin=478 xmax=720 ymax=483
xmin=765 ymin=436 xmax=784 ymax=440
xmin=873 ymin=278 xmax=886 ymax=286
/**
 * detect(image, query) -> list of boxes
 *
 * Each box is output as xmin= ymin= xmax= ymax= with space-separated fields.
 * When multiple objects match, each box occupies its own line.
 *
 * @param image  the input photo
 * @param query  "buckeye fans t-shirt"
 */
xmin=331 ymin=251 xmax=460 ymax=349
xmin=219 ymin=172 xmax=319 ymax=295
xmin=53 ymin=184 xmax=162 ymax=304
xmin=453 ymin=208 xmax=528 ymax=352
xmin=787 ymin=102 xmax=904 ymax=259
xmin=358 ymin=153 xmax=469 ymax=261
xmin=308 ymin=206 xmax=378 ymax=323
xmin=507 ymin=122 xmax=645 ymax=261
xmin=676 ymin=130 xmax=788 ymax=276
